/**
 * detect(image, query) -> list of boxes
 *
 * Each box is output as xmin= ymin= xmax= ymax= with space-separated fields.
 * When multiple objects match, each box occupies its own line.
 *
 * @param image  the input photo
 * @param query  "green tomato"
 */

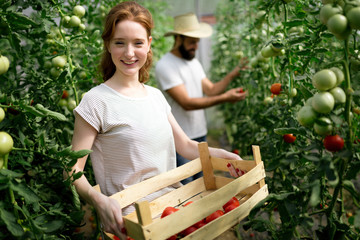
xmin=261 ymin=45 xmax=276 ymax=58
xmin=67 ymin=99 xmax=77 ymax=111
xmin=58 ymin=99 xmax=68 ymax=107
xmin=327 ymin=14 xmax=348 ymax=35
xmin=0 ymin=107 xmax=5 ymax=122
xmin=329 ymin=87 xmax=346 ymax=103
xmin=330 ymin=67 xmax=344 ymax=86
xmin=263 ymin=96 xmax=273 ymax=105
xmin=68 ymin=15 xmax=81 ymax=28
xmin=73 ymin=5 xmax=86 ymax=18
xmin=305 ymin=97 xmax=314 ymax=106
xmin=52 ymin=55 xmax=67 ymax=68
xmin=320 ymin=4 xmax=342 ymax=25
xmin=297 ymin=105 xmax=317 ymax=127
xmin=79 ymin=71 xmax=87 ymax=79
xmin=50 ymin=67 xmax=62 ymax=78
xmin=314 ymin=117 xmax=333 ymax=136
xmin=346 ymin=7 xmax=360 ymax=29
xmin=0 ymin=131 xmax=14 ymax=156
xmin=79 ymin=23 xmax=86 ymax=31
xmin=290 ymin=88 xmax=297 ymax=97
xmin=312 ymin=69 xmax=337 ymax=91
xmin=312 ymin=92 xmax=335 ymax=114
xmin=0 ymin=55 xmax=10 ymax=75
xmin=44 ymin=60 xmax=52 ymax=69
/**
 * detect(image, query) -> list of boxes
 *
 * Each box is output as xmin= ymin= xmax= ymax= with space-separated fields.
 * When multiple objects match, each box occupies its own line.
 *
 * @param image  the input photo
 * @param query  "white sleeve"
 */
xmin=155 ymin=59 xmax=184 ymax=91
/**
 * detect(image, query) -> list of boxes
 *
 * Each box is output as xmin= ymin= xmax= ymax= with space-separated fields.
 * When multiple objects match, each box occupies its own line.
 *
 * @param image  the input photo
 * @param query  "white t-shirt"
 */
xmin=74 ymin=83 xmax=178 ymax=214
xmin=155 ymin=52 xmax=208 ymax=139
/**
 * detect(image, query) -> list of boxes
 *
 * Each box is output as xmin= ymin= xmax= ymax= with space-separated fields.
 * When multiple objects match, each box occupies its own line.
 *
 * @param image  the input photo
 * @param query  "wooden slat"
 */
xmin=135 ymin=201 xmax=152 ymax=226
xmin=252 ymin=145 xmax=265 ymax=188
xmin=110 ymin=157 xmax=202 ymax=208
xmin=198 ymin=142 xmax=216 ymax=190
xmin=125 ymin=178 xmax=206 ymax=221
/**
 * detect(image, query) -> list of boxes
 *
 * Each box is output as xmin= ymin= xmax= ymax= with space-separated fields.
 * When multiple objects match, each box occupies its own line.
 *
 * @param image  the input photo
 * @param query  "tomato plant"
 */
xmin=212 ymin=0 xmax=360 ymax=239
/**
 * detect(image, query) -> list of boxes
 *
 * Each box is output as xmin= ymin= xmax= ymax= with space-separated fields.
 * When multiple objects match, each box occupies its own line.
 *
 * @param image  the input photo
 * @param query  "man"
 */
xmin=155 ymin=13 xmax=247 ymax=184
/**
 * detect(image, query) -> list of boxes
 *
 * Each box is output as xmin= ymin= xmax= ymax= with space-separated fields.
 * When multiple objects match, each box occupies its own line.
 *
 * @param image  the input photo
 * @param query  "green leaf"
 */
xmin=343 ymin=180 xmax=360 ymax=201
xmin=19 ymin=103 xmax=46 ymax=117
xmin=0 ymin=207 xmax=24 ymax=237
xmin=42 ymin=220 xmax=64 ymax=233
xmin=0 ymin=168 xmax=24 ymax=178
xmin=68 ymin=149 xmax=92 ymax=159
xmin=274 ymin=127 xmax=300 ymax=135
xmin=34 ymin=103 xmax=67 ymax=121
xmin=10 ymin=180 xmax=40 ymax=204
xmin=309 ymin=180 xmax=320 ymax=207
xmin=299 ymin=83 xmax=313 ymax=100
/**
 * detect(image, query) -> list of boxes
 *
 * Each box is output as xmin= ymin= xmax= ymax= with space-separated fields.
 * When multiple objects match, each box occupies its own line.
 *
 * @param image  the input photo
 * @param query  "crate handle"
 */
xmin=252 ymin=145 xmax=265 ymax=188
xmin=198 ymin=142 xmax=216 ymax=190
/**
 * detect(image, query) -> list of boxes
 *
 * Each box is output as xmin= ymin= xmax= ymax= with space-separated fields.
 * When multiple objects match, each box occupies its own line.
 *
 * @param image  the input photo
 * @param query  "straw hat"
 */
xmin=164 ymin=13 xmax=213 ymax=38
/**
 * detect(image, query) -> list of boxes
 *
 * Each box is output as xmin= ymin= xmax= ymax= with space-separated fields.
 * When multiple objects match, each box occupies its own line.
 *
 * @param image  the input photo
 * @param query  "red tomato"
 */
xmin=224 ymin=203 xmax=239 ymax=213
xmin=270 ymin=83 xmax=282 ymax=95
xmin=238 ymin=87 xmax=245 ymax=93
xmin=324 ymin=134 xmax=344 ymax=152
xmin=205 ymin=210 xmax=224 ymax=223
xmin=183 ymin=201 xmax=193 ymax=206
xmin=283 ymin=134 xmax=296 ymax=143
xmin=223 ymin=197 xmax=240 ymax=210
xmin=181 ymin=226 xmax=198 ymax=237
xmin=113 ymin=236 xmax=120 ymax=240
xmin=232 ymin=149 xmax=239 ymax=155
xmin=61 ymin=90 xmax=69 ymax=99
xmin=193 ymin=219 xmax=206 ymax=228
xmin=161 ymin=206 xmax=178 ymax=218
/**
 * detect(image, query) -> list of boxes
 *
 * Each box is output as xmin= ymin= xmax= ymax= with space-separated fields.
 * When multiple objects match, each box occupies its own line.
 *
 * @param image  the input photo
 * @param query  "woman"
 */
xmin=67 ymin=1 xmax=241 ymax=238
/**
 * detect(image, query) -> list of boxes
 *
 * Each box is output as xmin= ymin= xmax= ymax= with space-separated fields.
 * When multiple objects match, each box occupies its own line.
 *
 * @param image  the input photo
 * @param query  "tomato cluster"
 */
xmin=320 ymin=1 xmax=360 ymax=40
xmin=156 ymin=197 xmax=241 ymax=239
xmin=297 ymin=68 xmax=346 ymax=152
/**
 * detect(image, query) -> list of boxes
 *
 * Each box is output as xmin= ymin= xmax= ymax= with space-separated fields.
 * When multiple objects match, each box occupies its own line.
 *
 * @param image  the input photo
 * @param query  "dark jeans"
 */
xmin=176 ymin=135 xmax=206 ymax=185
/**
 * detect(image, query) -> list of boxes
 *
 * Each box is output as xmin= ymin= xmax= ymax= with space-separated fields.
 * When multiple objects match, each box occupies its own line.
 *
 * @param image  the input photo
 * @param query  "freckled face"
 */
xmin=108 ymin=20 xmax=152 ymax=78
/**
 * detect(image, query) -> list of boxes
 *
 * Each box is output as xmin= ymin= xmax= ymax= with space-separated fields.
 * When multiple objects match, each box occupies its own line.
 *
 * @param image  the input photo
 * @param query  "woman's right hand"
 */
xmin=91 ymin=192 xmax=127 ymax=239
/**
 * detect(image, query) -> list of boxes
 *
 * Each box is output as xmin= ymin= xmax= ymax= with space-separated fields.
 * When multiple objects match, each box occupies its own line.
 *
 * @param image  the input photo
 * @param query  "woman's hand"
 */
xmin=91 ymin=192 xmax=127 ymax=239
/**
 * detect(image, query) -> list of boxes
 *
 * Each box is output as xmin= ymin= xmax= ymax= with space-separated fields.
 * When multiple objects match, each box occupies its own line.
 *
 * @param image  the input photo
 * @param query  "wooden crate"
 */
xmin=94 ymin=143 xmax=268 ymax=240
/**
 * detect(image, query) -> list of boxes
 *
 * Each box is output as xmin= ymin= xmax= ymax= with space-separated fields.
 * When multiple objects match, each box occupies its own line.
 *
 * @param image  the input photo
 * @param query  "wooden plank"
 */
xmin=135 ymin=201 xmax=152 ymax=226
xmin=252 ymin=145 xmax=265 ymax=188
xmin=198 ymin=142 xmax=216 ymax=190
xmin=140 ymin=163 xmax=266 ymax=240
xmin=125 ymin=178 xmax=206 ymax=221
xmin=110 ymin=157 xmax=202 ymax=208
xmin=214 ymin=176 xmax=264 ymax=195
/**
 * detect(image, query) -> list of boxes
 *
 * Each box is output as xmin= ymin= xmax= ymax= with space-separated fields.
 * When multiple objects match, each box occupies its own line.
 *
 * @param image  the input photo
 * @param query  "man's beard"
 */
xmin=179 ymin=43 xmax=196 ymax=60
